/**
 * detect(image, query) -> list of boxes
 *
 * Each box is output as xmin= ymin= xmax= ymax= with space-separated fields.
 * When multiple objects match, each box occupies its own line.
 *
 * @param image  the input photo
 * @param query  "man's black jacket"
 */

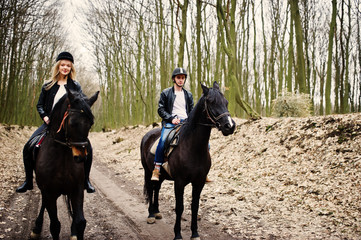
xmin=158 ymin=86 xmax=194 ymax=126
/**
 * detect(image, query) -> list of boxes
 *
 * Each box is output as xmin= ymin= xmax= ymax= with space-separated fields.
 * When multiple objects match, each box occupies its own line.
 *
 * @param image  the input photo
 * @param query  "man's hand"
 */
xmin=172 ymin=118 xmax=180 ymax=125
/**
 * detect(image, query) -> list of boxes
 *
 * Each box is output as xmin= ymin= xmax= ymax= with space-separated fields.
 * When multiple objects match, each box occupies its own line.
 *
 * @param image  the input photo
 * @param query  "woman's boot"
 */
xmin=16 ymin=146 xmax=33 ymax=193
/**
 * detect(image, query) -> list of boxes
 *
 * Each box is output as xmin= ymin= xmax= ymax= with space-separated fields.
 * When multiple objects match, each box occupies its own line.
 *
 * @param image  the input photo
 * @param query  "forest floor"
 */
xmin=0 ymin=113 xmax=360 ymax=239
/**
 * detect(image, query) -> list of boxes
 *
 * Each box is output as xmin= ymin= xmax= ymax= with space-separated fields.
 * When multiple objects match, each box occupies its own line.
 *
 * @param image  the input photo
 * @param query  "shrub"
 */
xmin=271 ymin=89 xmax=312 ymax=117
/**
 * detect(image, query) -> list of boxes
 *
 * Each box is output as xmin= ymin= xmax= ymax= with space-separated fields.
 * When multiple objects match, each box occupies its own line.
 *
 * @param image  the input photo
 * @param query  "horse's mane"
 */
xmin=181 ymin=87 xmax=219 ymax=137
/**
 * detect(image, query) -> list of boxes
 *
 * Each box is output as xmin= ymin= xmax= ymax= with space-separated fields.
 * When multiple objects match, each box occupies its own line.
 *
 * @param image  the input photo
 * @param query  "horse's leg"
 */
xmin=145 ymin=174 xmax=155 ymax=224
xmin=70 ymin=191 xmax=86 ymax=240
xmin=153 ymin=180 xmax=163 ymax=219
xmin=44 ymin=195 xmax=61 ymax=240
xmin=174 ymin=182 xmax=185 ymax=240
xmin=190 ymin=182 xmax=205 ymax=240
xmin=30 ymin=202 xmax=45 ymax=239
xmin=144 ymin=168 xmax=157 ymax=224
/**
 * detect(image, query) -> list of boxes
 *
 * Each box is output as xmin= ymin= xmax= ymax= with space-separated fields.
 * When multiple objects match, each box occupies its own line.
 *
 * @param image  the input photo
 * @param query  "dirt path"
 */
xmin=0 ymin=158 xmax=236 ymax=240
xmin=91 ymin=159 xmax=237 ymax=240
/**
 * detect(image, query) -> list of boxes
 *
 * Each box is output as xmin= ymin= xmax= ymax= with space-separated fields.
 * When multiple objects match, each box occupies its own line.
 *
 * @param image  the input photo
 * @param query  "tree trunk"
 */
xmin=325 ymin=0 xmax=337 ymax=114
xmin=290 ymin=0 xmax=307 ymax=94
xmin=216 ymin=0 xmax=260 ymax=120
xmin=176 ymin=0 xmax=189 ymax=67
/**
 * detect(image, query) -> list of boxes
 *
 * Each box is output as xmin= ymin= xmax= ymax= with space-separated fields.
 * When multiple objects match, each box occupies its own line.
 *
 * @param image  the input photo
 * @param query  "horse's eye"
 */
xmin=69 ymin=118 xmax=78 ymax=126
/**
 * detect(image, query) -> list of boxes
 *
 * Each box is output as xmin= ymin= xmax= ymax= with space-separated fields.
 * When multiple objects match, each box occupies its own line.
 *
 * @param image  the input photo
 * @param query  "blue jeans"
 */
xmin=154 ymin=123 xmax=175 ymax=165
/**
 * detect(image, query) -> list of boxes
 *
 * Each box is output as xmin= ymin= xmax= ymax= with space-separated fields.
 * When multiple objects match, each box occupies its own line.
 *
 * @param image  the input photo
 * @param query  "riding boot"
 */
xmin=151 ymin=164 xmax=161 ymax=181
xmin=85 ymin=143 xmax=95 ymax=193
xmin=16 ymin=145 xmax=33 ymax=193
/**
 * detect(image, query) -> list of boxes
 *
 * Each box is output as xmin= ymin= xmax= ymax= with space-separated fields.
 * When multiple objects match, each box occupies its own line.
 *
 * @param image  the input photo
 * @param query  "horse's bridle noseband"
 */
xmin=55 ymin=106 xmax=89 ymax=148
xmin=203 ymin=98 xmax=231 ymax=130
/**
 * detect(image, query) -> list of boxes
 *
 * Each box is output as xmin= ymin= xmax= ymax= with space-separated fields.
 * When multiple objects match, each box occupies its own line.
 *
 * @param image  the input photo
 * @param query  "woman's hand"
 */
xmin=43 ymin=116 xmax=50 ymax=125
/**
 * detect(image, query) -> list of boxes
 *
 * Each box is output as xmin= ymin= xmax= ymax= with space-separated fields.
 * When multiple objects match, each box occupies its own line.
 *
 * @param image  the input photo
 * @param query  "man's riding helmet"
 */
xmin=172 ymin=67 xmax=187 ymax=79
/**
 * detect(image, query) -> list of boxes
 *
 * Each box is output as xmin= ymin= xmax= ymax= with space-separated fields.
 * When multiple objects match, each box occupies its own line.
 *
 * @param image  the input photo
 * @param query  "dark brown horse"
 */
xmin=141 ymin=81 xmax=236 ymax=240
xmin=30 ymin=88 xmax=99 ymax=240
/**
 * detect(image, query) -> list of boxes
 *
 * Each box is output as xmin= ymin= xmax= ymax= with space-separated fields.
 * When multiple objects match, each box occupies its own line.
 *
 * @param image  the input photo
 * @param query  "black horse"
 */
xmin=30 ymin=89 xmax=99 ymax=240
xmin=141 ymin=81 xmax=236 ymax=240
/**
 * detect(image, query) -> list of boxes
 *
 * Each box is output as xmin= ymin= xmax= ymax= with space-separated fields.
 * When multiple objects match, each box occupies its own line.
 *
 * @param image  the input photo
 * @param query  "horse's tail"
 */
xmin=63 ymin=195 xmax=73 ymax=219
xmin=140 ymin=134 xmax=152 ymax=205
xmin=141 ymin=128 xmax=161 ymax=205
xmin=143 ymin=182 xmax=150 ymax=204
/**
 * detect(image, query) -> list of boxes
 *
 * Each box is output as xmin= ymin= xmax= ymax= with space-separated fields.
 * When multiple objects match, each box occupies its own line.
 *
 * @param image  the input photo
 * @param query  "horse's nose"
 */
xmin=225 ymin=119 xmax=236 ymax=133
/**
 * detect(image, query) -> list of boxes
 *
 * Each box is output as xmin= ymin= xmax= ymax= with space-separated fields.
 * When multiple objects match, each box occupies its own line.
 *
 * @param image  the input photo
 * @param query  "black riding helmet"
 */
xmin=172 ymin=67 xmax=187 ymax=79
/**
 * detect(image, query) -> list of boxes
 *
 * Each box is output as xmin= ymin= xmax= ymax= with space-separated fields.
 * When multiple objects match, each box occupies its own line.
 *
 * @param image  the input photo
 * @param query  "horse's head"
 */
xmin=65 ymin=88 xmax=99 ymax=162
xmin=202 ymin=81 xmax=236 ymax=136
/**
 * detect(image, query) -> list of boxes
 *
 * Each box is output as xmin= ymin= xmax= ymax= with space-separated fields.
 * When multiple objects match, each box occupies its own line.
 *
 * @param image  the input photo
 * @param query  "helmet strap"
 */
xmin=173 ymin=79 xmax=186 ymax=88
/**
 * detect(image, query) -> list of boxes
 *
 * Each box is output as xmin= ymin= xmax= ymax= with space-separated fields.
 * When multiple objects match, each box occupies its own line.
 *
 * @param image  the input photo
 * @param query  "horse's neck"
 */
xmin=48 ymin=109 xmax=66 ymax=139
xmin=183 ymin=101 xmax=212 ymax=146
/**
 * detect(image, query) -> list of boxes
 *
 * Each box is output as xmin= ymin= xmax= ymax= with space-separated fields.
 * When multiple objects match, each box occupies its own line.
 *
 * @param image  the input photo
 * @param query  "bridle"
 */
xmin=54 ymin=105 xmax=90 ymax=149
xmin=202 ymin=97 xmax=231 ymax=130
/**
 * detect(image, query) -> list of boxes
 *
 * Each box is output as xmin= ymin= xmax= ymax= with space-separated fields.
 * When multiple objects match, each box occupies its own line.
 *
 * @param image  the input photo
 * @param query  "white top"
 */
xmin=52 ymin=84 xmax=66 ymax=109
xmin=172 ymin=90 xmax=187 ymax=120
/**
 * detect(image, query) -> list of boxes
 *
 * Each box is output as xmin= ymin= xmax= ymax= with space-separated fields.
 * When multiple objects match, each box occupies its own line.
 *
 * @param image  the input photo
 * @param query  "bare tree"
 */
xmin=325 ymin=0 xmax=337 ymax=114
xmin=0 ymin=0 xmax=65 ymax=125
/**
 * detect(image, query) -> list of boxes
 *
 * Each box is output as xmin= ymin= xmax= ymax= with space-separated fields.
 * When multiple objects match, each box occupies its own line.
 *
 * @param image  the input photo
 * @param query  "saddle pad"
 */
xmin=29 ymin=132 xmax=46 ymax=149
xmin=150 ymin=136 xmax=176 ymax=157
xmin=150 ymin=137 xmax=160 ymax=155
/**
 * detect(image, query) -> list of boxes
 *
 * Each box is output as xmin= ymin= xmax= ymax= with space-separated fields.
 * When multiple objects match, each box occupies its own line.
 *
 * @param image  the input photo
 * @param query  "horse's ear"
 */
xmin=213 ymin=81 xmax=220 ymax=90
xmin=66 ymin=87 xmax=75 ymax=102
xmin=88 ymin=91 xmax=99 ymax=107
xmin=201 ymin=83 xmax=209 ymax=96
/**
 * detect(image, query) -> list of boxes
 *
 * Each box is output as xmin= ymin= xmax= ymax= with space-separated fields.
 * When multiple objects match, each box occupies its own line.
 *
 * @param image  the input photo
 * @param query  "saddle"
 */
xmin=150 ymin=124 xmax=182 ymax=157
xmin=150 ymin=124 xmax=183 ymax=177
xmin=28 ymin=131 xmax=47 ymax=161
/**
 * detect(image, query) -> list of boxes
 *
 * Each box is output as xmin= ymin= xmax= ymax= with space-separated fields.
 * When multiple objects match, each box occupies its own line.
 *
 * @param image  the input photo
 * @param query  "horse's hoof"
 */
xmin=154 ymin=212 xmax=162 ymax=219
xmin=191 ymin=233 xmax=200 ymax=240
xmin=70 ymin=235 xmax=77 ymax=240
xmin=147 ymin=217 xmax=156 ymax=224
xmin=30 ymin=231 xmax=40 ymax=239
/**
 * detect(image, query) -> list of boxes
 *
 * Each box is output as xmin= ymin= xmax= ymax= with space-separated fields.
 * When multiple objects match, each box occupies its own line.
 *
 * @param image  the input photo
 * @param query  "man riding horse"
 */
xmin=152 ymin=67 xmax=194 ymax=181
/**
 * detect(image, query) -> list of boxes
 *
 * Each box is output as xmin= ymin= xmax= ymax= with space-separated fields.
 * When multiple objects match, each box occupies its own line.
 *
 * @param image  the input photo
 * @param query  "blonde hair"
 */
xmin=45 ymin=60 xmax=77 ymax=90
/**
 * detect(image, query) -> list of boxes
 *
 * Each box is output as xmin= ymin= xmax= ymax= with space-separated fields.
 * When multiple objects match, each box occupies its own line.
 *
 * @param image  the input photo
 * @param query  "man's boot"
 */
xmin=16 ymin=147 xmax=33 ymax=193
xmin=205 ymin=176 xmax=213 ymax=183
xmin=85 ymin=142 xmax=95 ymax=193
xmin=151 ymin=165 xmax=161 ymax=181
